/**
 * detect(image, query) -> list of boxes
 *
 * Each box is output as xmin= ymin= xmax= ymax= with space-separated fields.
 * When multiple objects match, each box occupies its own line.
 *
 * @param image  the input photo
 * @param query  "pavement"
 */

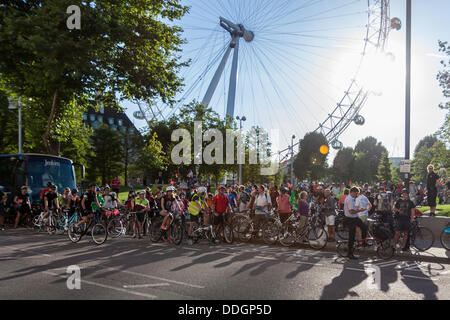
xmin=0 ymin=227 xmax=449 ymax=300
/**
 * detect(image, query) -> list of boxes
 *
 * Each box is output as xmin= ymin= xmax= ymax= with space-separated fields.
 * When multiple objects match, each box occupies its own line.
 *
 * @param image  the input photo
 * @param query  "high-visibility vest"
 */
xmin=188 ymin=194 xmax=203 ymax=216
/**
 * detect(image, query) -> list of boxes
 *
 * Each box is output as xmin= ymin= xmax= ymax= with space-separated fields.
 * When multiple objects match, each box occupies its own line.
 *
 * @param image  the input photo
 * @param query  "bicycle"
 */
xmin=440 ymin=222 xmax=450 ymax=250
xmin=55 ymin=209 xmax=80 ymax=235
xmin=335 ymin=209 xmax=349 ymax=240
xmin=278 ymin=212 xmax=328 ymax=250
xmin=237 ymin=212 xmax=275 ymax=243
xmin=149 ymin=210 xmax=184 ymax=245
xmin=67 ymin=211 xmax=108 ymax=245
xmin=211 ymin=211 xmax=233 ymax=244
xmin=408 ymin=216 xmax=435 ymax=252
xmin=336 ymin=215 xmax=394 ymax=260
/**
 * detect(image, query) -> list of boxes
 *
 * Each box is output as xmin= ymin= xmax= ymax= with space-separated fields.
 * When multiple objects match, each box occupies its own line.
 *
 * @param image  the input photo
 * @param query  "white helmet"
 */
xmin=197 ymin=186 xmax=207 ymax=194
xmin=166 ymin=186 xmax=175 ymax=192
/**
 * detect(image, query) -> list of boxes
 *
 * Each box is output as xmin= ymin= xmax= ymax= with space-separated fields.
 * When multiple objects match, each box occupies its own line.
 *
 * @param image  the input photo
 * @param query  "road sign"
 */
xmin=400 ymin=160 xmax=411 ymax=173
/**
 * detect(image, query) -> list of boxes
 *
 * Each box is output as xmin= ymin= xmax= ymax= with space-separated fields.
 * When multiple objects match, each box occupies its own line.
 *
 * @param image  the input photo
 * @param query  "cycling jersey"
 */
xmin=103 ymin=194 xmax=116 ymax=209
xmin=44 ymin=191 xmax=58 ymax=209
xmin=135 ymin=197 xmax=149 ymax=209
xmin=82 ymin=191 xmax=97 ymax=211
xmin=163 ymin=195 xmax=174 ymax=211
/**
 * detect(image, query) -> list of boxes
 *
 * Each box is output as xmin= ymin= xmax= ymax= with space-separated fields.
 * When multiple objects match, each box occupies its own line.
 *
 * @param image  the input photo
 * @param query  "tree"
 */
xmin=332 ymin=147 xmax=354 ymax=183
xmin=377 ymin=152 xmax=392 ymax=182
xmin=293 ymin=132 xmax=328 ymax=181
xmin=353 ymin=153 xmax=372 ymax=183
xmin=0 ymin=0 xmax=188 ymax=154
xmin=87 ymin=124 xmax=124 ymax=185
xmin=414 ymin=135 xmax=439 ymax=154
xmin=354 ymin=136 xmax=388 ymax=182
xmin=411 ymin=140 xmax=449 ymax=184
xmin=436 ymin=40 xmax=450 ymax=144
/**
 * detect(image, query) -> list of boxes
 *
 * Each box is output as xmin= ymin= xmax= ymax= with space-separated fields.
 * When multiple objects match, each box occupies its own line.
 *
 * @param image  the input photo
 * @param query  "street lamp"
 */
xmin=236 ymin=116 xmax=246 ymax=184
xmin=291 ymin=135 xmax=296 ymax=186
xmin=8 ymin=97 xmax=23 ymax=154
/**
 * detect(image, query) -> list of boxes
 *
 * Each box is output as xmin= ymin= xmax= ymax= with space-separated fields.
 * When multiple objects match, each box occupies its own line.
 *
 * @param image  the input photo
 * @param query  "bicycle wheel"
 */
xmin=91 ymin=223 xmax=107 ymax=245
xmin=337 ymin=241 xmax=349 ymax=257
xmin=279 ymin=224 xmax=296 ymax=247
xmin=150 ymin=218 xmax=163 ymax=243
xmin=262 ymin=220 xmax=279 ymax=245
xmin=56 ymin=217 xmax=66 ymax=235
xmin=107 ymin=219 xmax=123 ymax=238
xmin=238 ymin=219 xmax=253 ymax=242
xmin=411 ymin=226 xmax=435 ymax=252
xmin=336 ymin=218 xmax=349 ymax=240
xmin=46 ymin=216 xmax=57 ymax=235
xmin=223 ymin=222 xmax=234 ymax=244
xmin=440 ymin=228 xmax=450 ymax=250
xmin=68 ymin=222 xmax=82 ymax=243
xmin=171 ymin=220 xmax=184 ymax=245
xmin=377 ymin=240 xmax=394 ymax=260
xmin=308 ymin=226 xmax=328 ymax=250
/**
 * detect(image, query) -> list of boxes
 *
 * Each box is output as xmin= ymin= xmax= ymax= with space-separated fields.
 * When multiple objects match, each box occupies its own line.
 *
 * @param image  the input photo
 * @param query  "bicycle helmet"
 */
xmin=89 ymin=183 xmax=97 ymax=188
xmin=110 ymin=192 xmax=116 ymax=197
xmin=401 ymin=188 xmax=408 ymax=194
xmin=71 ymin=189 xmax=78 ymax=195
xmin=139 ymin=190 xmax=146 ymax=195
xmin=21 ymin=185 xmax=28 ymax=190
xmin=166 ymin=186 xmax=175 ymax=192
xmin=197 ymin=186 xmax=207 ymax=194
xmin=50 ymin=184 xmax=57 ymax=190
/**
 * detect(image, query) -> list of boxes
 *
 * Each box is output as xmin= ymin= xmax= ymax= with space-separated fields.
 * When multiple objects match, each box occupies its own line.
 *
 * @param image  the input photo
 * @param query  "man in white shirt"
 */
xmin=253 ymin=185 xmax=272 ymax=235
xmin=355 ymin=187 xmax=372 ymax=240
xmin=344 ymin=187 xmax=368 ymax=259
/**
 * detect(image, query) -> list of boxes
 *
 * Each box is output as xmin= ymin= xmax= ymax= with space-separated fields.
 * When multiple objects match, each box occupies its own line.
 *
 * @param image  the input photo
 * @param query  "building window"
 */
xmin=108 ymin=118 xmax=115 ymax=125
xmin=83 ymin=113 xmax=87 ymax=121
xmin=89 ymin=114 xmax=96 ymax=121
xmin=110 ymin=124 xmax=117 ymax=131
xmin=97 ymin=115 xmax=103 ymax=122
xmin=118 ymin=119 xmax=123 ymax=126
xmin=92 ymin=121 xmax=99 ymax=130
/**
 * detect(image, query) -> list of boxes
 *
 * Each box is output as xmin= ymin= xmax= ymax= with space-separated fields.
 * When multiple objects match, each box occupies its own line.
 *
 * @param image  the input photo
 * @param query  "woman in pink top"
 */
xmin=277 ymin=187 xmax=292 ymax=223
xmin=338 ymin=189 xmax=349 ymax=210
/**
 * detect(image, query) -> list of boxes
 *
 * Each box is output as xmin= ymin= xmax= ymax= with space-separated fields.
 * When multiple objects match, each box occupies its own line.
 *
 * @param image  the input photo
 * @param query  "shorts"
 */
xmin=395 ymin=219 xmax=411 ymax=232
xmin=212 ymin=214 xmax=224 ymax=226
xmin=239 ymin=202 xmax=248 ymax=212
xmin=81 ymin=209 xmax=93 ymax=217
xmin=325 ymin=215 xmax=335 ymax=226
xmin=135 ymin=210 xmax=146 ymax=223
xmin=190 ymin=214 xmax=200 ymax=224
xmin=358 ymin=215 xmax=368 ymax=225
xmin=428 ymin=190 xmax=437 ymax=207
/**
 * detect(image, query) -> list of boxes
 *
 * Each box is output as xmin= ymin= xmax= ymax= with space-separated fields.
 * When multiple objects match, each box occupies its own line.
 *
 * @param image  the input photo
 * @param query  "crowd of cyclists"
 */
xmin=0 ymin=164 xmax=448 ymax=259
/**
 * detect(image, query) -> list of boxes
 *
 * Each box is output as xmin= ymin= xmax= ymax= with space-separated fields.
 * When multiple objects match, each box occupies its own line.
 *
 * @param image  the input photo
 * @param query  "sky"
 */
xmin=123 ymin=0 xmax=449 ymax=164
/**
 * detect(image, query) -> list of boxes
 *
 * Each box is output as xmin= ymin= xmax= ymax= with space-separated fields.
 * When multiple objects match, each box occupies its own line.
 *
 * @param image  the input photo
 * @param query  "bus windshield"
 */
xmin=26 ymin=156 xmax=76 ymax=193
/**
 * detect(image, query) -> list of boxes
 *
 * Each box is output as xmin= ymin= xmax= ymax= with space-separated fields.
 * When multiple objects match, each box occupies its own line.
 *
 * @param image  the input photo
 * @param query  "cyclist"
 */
xmin=76 ymin=183 xmax=100 ymax=230
xmin=40 ymin=182 xmax=52 ymax=201
xmin=322 ymin=189 xmax=337 ymax=242
xmin=61 ymin=187 xmax=72 ymax=211
xmin=0 ymin=187 xmax=7 ymax=230
xmin=40 ymin=184 xmax=60 ymax=226
xmin=277 ymin=187 xmax=292 ymax=223
xmin=133 ymin=191 xmax=149 ymax=239
xmin=393 ymin=188 xmax=416 ymax=252
xmin=343 ymin=187 xmax=368 ymax=260
xmin=69 ymin=189 xmax=79 ymax=218
xmin=237 ymin=186 xmax=250 ymax=213
xmin=13 ymin=186 xmax=31 ymax=229
xmin=212 ymin=185 xmax=232 ymax=240
xmin=160 ymin=186 xmax=181 ymax=243
xmin=102 ymin=186 xmax=117 ymax=210
xmin=187 ymin=186 xmax=207 ymax=245
xmin=374 ymin=185 xmax=394 ymax=226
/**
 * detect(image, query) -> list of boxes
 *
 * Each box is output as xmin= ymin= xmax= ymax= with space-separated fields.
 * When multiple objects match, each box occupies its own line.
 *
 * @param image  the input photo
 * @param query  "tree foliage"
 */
xmin=377 ymin=152 xmax=392 ymax=182
xmin=437 ymin=40 xmax=450 ymax=144
xmin=331 ymin=147 xmax=354 ymax=183
xmin=293 ymin=132 xmax=328 ymax=181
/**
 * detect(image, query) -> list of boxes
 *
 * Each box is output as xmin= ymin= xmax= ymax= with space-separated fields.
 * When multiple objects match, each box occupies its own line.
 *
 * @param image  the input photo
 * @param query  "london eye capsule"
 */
xmin=354 ymin=115 xmax=365 ymax=126
xmin=331 ymin=140 xmax=343 ymax=150
xmin=391 ymin=17 xmax=402 ymax=31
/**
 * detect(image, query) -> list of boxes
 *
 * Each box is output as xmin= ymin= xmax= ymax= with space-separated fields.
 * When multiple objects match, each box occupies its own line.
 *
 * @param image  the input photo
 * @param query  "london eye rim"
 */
xmin=134 ymin=0 xmax=391 ymax=160
xmin=278 ymin=0 xmax=391 ymax=160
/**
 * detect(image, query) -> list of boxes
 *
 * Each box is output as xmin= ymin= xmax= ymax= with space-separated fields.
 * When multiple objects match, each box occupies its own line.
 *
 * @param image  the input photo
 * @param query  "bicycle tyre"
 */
xmin=107 ymin=219 xmax=123 ymax=238
xmin=91 ymin=223 xmax=108 ymax=245
xmin=336 ymin=218 xmax=349 ymax=240
xmin=308 ymin=226 xmax=328 ymax=250
xmin=337 ymin=241 xmax=349 ymax=257
xmin=171 ymin=220 xmax=184 ymax=245
xmin=238 ymin=219 xmax=253 ymax=242
xmin=68 ymin=222 xmax=82 ymax=243
xmin=376 ymin=240 xmax=394 ymax=260
xmin=440 ymin=228 xmax=450 ymax=251
xmin=223 ymin=222 xmax=234 ymax=244
xmin=150 ymin=218 xmax=163 ymax=243
xmin=56 ymin=216 xmax=66 ymax=235
xmin=279 ymin=223 xmax=296 ymax=247
xmin=262 ymin=220 xmax=279 ymax=245
xmin=411 ymin=226 xmax=434 ymax=252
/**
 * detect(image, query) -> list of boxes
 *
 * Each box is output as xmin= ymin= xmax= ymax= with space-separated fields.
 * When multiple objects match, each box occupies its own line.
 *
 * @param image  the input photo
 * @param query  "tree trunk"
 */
xmin=43 ymin=89 xmax=59 ymax=155
xmin=124 ymin=133 xmax=129 ymax=187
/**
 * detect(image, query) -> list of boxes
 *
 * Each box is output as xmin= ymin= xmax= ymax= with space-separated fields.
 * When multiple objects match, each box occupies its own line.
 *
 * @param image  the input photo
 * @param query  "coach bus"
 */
xmin=0 ymin=154 xmax=85 ymax=203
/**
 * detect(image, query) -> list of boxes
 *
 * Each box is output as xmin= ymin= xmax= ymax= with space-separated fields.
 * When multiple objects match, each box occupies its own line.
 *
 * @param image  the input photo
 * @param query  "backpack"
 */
xmin=377 ymin=193 xmax=391 ymax=211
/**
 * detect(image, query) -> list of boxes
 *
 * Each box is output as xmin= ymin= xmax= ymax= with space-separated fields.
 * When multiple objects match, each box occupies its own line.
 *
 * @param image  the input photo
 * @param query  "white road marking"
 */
xmin=6 ymin=245 xmax=52 ymax=257
xmin=345 ymin=267 xmax=366 ymax=272
xmin=111 ymin=249 xmax=139 ymax=258
xmin=255 ymin=256 xmax=276 ymax=260
xmin=376 ymin=261 xmax=400 ymax=268
xmin=123 ymin=283 xmax=170 ymax=288
xmin=43 ymin=271 xmax=157 ymax=299
xmin=402 ymin=275 xmax=438 ymax=281
xmin=99 ymin=266 xmax=205 ymax=289
xmin=296 ymin=261 xmax=323 ymax=266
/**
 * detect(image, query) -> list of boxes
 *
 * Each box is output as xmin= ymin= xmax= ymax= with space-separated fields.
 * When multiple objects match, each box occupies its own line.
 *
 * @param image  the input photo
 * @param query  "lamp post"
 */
xmin=236 ymin=116 xmax=246 ymax=184
xmin=405 ymin=0 xmax=411 ymax=192
xmin=8 ymin=97 xmax=23 ymax=154
xmin=290 ymin=135 xmax=296 ymax=186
